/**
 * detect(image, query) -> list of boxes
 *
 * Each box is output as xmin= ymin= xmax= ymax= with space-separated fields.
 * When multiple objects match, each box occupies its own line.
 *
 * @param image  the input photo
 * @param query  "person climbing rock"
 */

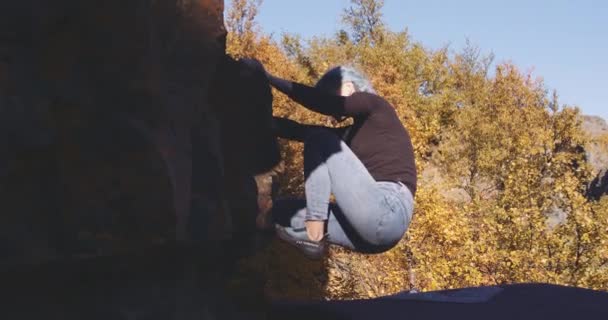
xmin=244 ymin=58 xmax=416 ymax=259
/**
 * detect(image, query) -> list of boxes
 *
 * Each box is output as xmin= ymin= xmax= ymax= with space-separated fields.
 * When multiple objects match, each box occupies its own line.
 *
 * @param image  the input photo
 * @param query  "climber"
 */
xmin=244 ymin=59 xmax=416 ymax=259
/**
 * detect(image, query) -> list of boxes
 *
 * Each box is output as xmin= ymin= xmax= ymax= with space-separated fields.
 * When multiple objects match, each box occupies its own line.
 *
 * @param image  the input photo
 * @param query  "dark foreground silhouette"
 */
xmin=2 ymin=257 xmax=607 ymax=320
xmin=270 ymin=283 xmax=608 ymax=320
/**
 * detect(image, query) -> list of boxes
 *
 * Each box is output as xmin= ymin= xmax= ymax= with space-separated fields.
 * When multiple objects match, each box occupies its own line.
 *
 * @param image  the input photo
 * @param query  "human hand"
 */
xmin=305 ymin=220 xmax=325 ymax=242
xmin=239 ymin=58 xmax=269 ymax=78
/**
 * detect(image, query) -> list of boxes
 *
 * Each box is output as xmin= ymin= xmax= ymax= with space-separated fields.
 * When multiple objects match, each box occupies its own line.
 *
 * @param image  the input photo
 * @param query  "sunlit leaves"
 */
xmin=224 ymin=0 xmax=608 ymax=300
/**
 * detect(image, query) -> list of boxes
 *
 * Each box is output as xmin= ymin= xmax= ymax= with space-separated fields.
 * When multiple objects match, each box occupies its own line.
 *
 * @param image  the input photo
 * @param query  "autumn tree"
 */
xmin=342 ymin=0 xmax=386 ymax=45
xmin=224 ymin=0 xmax=608 ymax=301
xmin=225 ymin=0 xmax=262 ymax=57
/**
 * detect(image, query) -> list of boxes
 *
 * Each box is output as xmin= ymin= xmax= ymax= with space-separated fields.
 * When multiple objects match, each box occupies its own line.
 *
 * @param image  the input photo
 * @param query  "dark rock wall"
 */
xmin=0 ymin=0 xmax=279 ymax=266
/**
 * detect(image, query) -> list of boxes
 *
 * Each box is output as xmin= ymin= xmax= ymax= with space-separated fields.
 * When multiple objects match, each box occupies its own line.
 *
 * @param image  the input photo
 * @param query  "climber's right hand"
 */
xmin=240 ymin=58 xmax=269 ymax=78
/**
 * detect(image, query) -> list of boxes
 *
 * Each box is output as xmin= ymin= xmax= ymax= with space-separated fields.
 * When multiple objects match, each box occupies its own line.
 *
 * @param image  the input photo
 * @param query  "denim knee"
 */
xmin=376 ymin=209 xmax=407 ymax=248
xmin=364 ymin=195 xmax=409 ymax=252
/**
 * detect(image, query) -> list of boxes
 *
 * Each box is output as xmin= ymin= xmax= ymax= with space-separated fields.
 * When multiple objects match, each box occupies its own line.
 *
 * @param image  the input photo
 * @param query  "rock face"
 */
xmin=0 ymin=0 xmax=279 ymax=262
xmin=581 ymin=115 xmax=608 ymax=138
xmin=0 ymin=1 xmax=279 ymax=317
xmin=581 ymin=115 xmax=608 ymax=199
xmin=582 ymin=116 xmax=608 ymax=173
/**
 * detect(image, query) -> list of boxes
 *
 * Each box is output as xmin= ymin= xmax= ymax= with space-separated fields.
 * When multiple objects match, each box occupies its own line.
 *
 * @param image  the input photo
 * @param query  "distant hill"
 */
xmin=581 ymin=115 xmax=608 ymax=136
xmin=581 ymin=115 xmax=608 ymax=199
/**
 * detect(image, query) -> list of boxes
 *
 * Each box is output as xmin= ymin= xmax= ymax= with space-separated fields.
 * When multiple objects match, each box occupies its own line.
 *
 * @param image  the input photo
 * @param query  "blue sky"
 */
xmin=227 ymin=0 xmax=608 ymax=120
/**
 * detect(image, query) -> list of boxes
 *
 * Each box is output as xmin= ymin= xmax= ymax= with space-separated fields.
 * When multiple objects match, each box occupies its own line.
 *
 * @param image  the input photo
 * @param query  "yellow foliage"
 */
xmin=224 ymin=0 xmax=608 ymax=302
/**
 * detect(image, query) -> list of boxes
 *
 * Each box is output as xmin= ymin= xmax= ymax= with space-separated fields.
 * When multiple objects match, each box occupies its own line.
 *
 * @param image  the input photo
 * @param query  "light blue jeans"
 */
xmin=273 ymin=130 xmax=414 ymax=253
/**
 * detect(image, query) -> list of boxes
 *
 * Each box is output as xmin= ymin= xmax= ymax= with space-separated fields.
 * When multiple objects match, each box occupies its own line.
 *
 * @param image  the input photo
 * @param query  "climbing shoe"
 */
xmin=275 ymin=225 xmax=328 ymax=260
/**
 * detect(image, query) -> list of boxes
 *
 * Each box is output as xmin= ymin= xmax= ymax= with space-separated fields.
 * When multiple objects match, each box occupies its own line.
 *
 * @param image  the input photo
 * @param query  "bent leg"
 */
xmin=303 ymin=130 xmax=391 ymax=246
xmin=272 ymin=198 xmax=359 ymax=250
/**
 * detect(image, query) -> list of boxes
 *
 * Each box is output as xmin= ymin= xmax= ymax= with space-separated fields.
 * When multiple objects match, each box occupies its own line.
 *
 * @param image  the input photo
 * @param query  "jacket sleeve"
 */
xmin=268 ymin=75 xmax=374 ymax=117
xmin=273 ymin=117 xmax=351 ymax=142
